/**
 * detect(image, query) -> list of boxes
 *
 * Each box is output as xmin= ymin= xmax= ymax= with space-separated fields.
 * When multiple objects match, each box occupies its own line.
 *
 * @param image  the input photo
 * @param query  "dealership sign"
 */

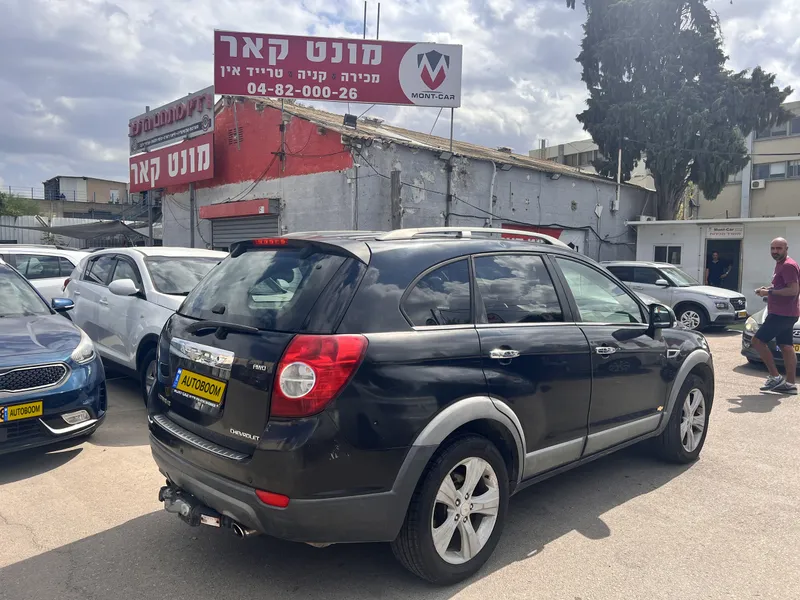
xmin=213 ymin=31 xmax=462 ymax=108
xmin=129 ymin=133 xmax=214 ymax=193
xmin=707 ymin=225 xmax=744 ymax=239
xmin=128 ymin=86 xmax=215 ymax=154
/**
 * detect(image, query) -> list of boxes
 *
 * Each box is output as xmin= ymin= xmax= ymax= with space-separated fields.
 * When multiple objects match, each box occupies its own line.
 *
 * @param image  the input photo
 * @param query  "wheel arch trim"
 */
xmin=410 ymin=395 xmax=526 ymax=485
xmin=657 ymin=348 xmax=712 ymax=434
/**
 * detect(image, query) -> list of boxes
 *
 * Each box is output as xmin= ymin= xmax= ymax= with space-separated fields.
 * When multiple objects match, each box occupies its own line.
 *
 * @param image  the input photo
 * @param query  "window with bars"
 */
xmin=227 ymin=127 xmax=244 ymax=145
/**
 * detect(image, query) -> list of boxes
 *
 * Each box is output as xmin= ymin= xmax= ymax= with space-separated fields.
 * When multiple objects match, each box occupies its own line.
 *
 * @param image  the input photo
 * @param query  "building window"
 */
xmin=564 ymin=154 xmax=579 ymax=167
xmin=792 ymin=117 xmax=800 ymax=136
xmin=757 ymin=123 xmax=789 ymax=139
xmin=727 ymin=170 xmax=743 ymax=183
xmin=753 ymin=162 xmax=788 ymax=180
xmin=654 ymin=245 xmax=682 ymax=265
xmin=789 ymin=160 xmax=800 ymax=179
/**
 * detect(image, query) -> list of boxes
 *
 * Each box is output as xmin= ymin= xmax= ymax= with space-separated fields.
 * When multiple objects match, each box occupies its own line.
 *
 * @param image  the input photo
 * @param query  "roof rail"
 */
xmin=377 ymin=227 xmax=571 ymax=249
xmin=282 ymin=230 xmax=385 ymax=238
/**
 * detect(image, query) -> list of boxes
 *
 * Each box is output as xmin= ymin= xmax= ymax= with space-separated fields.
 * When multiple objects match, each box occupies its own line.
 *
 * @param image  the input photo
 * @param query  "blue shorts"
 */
xmin=754 ymin=314 xmax=796 ymax=347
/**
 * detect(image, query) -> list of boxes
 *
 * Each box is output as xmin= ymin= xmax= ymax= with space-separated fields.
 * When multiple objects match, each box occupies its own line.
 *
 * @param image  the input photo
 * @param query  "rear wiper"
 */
xmin=185 ymin=320 xmax=260 ymax=335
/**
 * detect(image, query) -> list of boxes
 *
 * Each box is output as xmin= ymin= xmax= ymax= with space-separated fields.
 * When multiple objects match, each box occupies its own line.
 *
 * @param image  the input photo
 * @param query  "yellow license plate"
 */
xmin=737 ymin=310 xmax=747 ymax=318
xmin=794 ymin=345 xmax=800 ymax=353
xmin=173 ymin=368 xmax=226 ymax=404
xmin=1 ymin=400 xmax=43 ymax=423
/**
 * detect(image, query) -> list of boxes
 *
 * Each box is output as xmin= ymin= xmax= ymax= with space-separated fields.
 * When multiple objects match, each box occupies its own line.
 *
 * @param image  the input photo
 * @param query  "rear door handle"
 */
xmin=595 ymin=346 xmax=617 ymax=356
xmin=99 ymin=298 xmax=109 ymax=306
xmin=489 ymin=348 xmax=520 ymax=360
xmin=631 ymin=285 xmax=644 ymax=290
xmin=73 ymin=290 xmax=81 ymax=296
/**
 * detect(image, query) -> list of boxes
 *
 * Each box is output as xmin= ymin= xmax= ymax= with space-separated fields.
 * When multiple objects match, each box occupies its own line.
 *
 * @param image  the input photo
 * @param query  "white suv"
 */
xmin=65 ymin=247 xmax=227 ymax=400
xmin=0 ymin=245 xmax=90 ymax=302
xmin=603 ymin=261 xmax=748 ymax=331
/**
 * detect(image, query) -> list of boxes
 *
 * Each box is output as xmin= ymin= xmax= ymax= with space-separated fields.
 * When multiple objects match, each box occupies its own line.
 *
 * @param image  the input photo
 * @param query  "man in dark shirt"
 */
xmin=705 ymin=251 xmax=731 ymax=287
xmin=752 ymin=238 xmax=800 ymax=394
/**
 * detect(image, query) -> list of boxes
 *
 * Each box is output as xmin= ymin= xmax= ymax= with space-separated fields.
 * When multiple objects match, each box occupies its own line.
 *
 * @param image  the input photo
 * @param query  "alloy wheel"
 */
xmin=680 ymin=388 xmax=706 ymax=453
xmin=145 ymin=360 xmax=157 ymax=395
xmin=431 ymin=457 xmax=500 ymax=565
xmin=680 ymin=310 xmax=701 ymax=330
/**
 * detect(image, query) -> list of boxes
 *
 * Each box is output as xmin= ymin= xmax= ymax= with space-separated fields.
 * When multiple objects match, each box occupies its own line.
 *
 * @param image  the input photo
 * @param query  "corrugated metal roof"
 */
xmin=223 ymin=97 xmax=650 ymax=191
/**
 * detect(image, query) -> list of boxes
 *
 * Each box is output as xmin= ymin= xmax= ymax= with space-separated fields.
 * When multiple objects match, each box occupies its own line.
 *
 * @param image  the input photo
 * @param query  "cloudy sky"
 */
xmin=0 ymin=0 xmax=797 ymax=191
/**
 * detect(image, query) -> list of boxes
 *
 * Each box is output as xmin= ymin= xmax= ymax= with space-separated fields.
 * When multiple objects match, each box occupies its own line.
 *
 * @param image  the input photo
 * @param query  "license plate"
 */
xmin=794 ymin=345 xmax=800 ymax=353
xmin=173 ymin=368 xmax=226 ymax=404
xmin=1 ymin=400 xmax=43 ymax=423
xmin=737 ymin=310 xmax=747 ymax=318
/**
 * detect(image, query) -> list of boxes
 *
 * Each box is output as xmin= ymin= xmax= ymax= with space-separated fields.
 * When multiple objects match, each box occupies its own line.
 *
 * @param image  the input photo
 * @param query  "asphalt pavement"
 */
xmin=1 ymin=332 xmax=798 ymax=600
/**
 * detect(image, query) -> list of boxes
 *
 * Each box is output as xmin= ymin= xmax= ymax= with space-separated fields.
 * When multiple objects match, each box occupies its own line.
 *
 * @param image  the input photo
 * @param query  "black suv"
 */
xmin=148 ymin=228 xmax=714 ymax=585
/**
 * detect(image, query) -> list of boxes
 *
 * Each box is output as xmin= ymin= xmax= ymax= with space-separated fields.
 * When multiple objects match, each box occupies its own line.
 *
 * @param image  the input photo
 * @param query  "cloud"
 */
xmin=0 ymin=0 xmax=795 ymax=189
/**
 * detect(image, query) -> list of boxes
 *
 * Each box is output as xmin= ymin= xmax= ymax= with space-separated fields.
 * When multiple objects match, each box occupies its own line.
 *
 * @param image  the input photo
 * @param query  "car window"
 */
xmin=403 ymin=260 xmax=471 ymax=327
xmin=145 ymin=257 xmax=221 ymax=295
xmin=0 ymin=267 xmax=51 ymax=317
xmin=474 ymin=254 xmax=563 ymax=324
xmin=111 ymin=259 xmax=140 ymax=284
xmin=633 ymin=267 xmax=661 ymax=285
xmin=606 ymin=265 xmax=633 ymax=282
xmin=59 ymin=257 xmax=76 ymax=276
xmin=180 ymin=248 xmax=346 ymax=332
xmin=14 ymin=254 xmax=61 ymax=280
xmin=85 ymin=255 xmax=116 ymax=285
xmin=556 ymin=258 xmax=644 ymax=324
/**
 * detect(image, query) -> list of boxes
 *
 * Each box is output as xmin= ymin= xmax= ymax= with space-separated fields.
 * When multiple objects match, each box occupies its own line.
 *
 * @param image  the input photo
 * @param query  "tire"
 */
xmin=653 ymin=374 xmax=712 ymax=464
xmin=139 ymin=348 xmax=157 ymax=406
xmin=676 ymin=305 xmax=708 ymax=332
xmin=391 ymin=435 xmax=509 ymax=585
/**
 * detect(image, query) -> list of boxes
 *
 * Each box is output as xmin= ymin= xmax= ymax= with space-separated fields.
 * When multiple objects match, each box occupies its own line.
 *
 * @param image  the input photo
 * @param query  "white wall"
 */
xmin=635 ymin=223 xmax=704 ymax=280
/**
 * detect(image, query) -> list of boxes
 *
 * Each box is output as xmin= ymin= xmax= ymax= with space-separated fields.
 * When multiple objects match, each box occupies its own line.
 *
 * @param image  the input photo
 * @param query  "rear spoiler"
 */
xmin=229 ymin=237 xmax=371 ymax=264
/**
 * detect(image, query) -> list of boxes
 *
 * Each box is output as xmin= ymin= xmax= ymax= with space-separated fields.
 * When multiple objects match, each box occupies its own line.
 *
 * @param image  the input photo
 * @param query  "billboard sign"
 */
xmin=214 ymin=31 xmax=462 ymax=108
xmin=129 ymin=133 xmax=214 ymax=193
xmin=128 ymin=86 xmax=215 ymax=154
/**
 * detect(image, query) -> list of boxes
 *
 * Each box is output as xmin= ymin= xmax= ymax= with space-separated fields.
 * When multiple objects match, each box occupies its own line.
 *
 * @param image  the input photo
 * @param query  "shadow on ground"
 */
xmin=0 ymin=445 xmax=83 ymax=485
xmin=728 ymin=394 xmax=783 ymax=414
xmin=0 ymin=445 xmax=690 ymax=600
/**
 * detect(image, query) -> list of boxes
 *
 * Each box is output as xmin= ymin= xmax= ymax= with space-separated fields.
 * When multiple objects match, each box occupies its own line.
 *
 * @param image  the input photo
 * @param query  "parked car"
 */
xmin=0 ymin=244 xmax=90 ymax=302
xmin=602 ymin=260 xmax=747 ymax=331
xmin=0 ymin=259 xmax=105 ymax=454
xmin=65 ymin=247 xmax=227 ymax=401
xmin=148 ymin=227 xmax=715 ymax=585
xmin=741 ymin=305 xmax=800 ymax=366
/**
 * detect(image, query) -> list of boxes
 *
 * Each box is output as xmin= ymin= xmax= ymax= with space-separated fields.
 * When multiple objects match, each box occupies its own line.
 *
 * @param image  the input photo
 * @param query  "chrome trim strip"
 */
xmin=584 ymin=414 xmax=662 ymax=455
xmin=522 ymin=437 xmax=585 ymax=479
xmin=39 ymin=418 xmax=98 ymax=435
xmin=0 ymin=363 xmax=70 ymax=394
xmin=152 ymin=414 xmax=247 ymax=461
xmin=475 ymin=322 xmax=578 ymax=329
xmin=170 ymin=338 xmax=234 ymax=371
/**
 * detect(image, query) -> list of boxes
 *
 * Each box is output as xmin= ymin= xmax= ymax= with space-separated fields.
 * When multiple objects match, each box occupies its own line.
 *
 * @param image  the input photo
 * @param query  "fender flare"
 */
xmin=657 ymin=348 xmax=712 ymax=434
xmin=411 ymin=396 xmax=526 ymax=485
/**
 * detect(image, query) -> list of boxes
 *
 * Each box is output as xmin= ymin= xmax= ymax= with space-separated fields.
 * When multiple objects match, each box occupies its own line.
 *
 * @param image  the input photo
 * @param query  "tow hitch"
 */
xmin=158 ymin=483 xmax=258 ymax=537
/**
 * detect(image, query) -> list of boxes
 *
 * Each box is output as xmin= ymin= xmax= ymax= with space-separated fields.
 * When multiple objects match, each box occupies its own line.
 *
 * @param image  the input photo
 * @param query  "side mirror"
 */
xmin=51 ymin=298 xmax=74 ymax=312
xmin=109 ymin=278 xmax=140 ymax=297
xmin=655 ymin=279 xmax=670 ymax=287
xmin=649 ymin=302 xmax=675 ymax=330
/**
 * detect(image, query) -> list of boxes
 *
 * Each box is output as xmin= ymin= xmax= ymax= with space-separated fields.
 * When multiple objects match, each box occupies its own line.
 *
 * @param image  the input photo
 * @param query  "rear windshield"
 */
xmin=178 ymin=248 xmax=347 ymax=331
xmin=145 ymin=257 xmax=222 ymax=295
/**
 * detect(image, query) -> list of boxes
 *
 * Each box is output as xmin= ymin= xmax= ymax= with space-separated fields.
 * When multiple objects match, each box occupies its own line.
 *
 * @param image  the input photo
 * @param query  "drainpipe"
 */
xmin=488 ymin=161 xmax=497 ymax=227
xmin=740 ymin=131 xmax=754 ymax=218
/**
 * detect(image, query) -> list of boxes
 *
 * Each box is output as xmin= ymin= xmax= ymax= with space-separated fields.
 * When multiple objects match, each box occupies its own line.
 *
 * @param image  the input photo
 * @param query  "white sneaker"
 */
xmin=760 ymin=375 xmax=784 ymax=391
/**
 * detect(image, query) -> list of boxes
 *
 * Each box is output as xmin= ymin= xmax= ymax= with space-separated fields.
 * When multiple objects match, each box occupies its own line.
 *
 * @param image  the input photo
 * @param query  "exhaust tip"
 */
xmin=231 ymin=522 xmax=257 ymax=538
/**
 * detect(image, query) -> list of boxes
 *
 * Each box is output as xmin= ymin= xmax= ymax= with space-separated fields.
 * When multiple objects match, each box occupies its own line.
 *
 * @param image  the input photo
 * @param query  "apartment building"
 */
xmin=42 ymin=176 xmax=129 ymax=204
xmin=697 ymin=101 xmax=800 ymax=219
xmin=530 ymin=139 xmax=654 ymax=190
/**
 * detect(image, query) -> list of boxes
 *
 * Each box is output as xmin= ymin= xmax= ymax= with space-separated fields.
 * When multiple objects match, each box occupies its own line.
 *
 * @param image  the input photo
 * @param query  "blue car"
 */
xmin=0 ymin=260 xmax=106 ymax=454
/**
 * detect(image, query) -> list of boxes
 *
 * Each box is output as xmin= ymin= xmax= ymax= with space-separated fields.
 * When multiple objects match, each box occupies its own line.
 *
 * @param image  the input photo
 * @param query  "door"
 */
xmin=104 ymin=256 xmax=146 ymax=366
xmin=73 ymin=254 xmax=116 ymax=348
xmin=553 ymin=257 xmax=669 ymax=455
xmin=473 ymin=253 xmax=592 ymax=478
xmin=629 ymin=266 xmax=674 ymax=305
xmin=705 ymin=239 xmax=741 ymax=291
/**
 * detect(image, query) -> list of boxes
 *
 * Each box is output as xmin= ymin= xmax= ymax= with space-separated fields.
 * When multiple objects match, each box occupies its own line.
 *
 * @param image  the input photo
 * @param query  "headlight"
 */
xmin=715 ymin=302 xmax=729 ymax=310
xmin=70 ymin=328 xmax=96 ymax=364
xmin=745 ymin=317 xmax=758 ymax=333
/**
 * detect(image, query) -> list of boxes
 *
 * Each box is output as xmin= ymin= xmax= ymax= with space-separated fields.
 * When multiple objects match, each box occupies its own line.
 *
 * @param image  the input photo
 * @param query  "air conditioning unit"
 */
xmin=639 ymin=215 xmax=657 ymax=222
xmin=751 ymin=179 xmax=766 ymax=190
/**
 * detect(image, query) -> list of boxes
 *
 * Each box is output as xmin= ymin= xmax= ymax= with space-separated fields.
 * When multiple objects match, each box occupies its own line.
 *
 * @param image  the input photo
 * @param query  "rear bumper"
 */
xmin=150 ymin=433 xmax=434 ymax=544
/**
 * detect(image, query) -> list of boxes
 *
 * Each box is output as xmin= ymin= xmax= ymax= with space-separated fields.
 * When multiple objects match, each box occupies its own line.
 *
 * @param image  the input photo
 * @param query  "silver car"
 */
xmin=741 ymin=306 xmax=800 ymax=367
xmin=602 ymin=261 xmax=748 ymax=331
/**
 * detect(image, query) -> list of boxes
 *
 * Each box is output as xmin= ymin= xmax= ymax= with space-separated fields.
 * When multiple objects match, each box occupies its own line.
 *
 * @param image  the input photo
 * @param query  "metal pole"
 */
xmin=449 ymin=108 xmax=454 ymax=152
xmin=189 ymin=182 xmax=195 ymax=248
xmin=363 ymin=1 xmax=367 ymax=38
xmin=376 ymin=3 xmax=381 ymax=39
xmin=147 ymin=193 xmax=153 ymax=246
xmin=616 ymin=146 xmax=622 ymax=211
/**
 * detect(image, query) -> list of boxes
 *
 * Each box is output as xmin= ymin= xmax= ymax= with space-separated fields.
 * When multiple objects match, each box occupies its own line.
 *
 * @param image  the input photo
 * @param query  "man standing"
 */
xmin=752 ymin=238 xmax=800 ymax=394
xmin=705 ymin=251 xmax=731 ymax=287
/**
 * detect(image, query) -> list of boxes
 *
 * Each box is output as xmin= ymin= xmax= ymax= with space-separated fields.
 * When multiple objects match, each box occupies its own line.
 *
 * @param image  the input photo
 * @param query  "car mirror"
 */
xmin=109 ymin=278 xmax=140 ymax=297
xmin=655 ymin=279 xmax=670 ymax=287
xmin=649 ymin=302 xmax=674 ymax=329
xmin=51 ymin=298 xmax=74 ymax=312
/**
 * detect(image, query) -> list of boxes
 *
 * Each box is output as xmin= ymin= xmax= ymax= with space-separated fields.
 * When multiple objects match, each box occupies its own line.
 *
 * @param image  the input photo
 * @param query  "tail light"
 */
xmin=271 ymin=334 xmax=368 ymax=418
xmin=63 ymin=278 xmax=71 ymax=291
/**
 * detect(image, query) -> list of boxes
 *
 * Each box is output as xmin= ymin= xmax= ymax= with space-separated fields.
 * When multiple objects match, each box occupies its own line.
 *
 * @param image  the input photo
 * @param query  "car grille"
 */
xmin=731 ymin=298 xmax=746 ymax=311
xmin=0 ymin=364 xmax=68 ymax=393
xmin=0 ymin=419 xmax=42 ymax=444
